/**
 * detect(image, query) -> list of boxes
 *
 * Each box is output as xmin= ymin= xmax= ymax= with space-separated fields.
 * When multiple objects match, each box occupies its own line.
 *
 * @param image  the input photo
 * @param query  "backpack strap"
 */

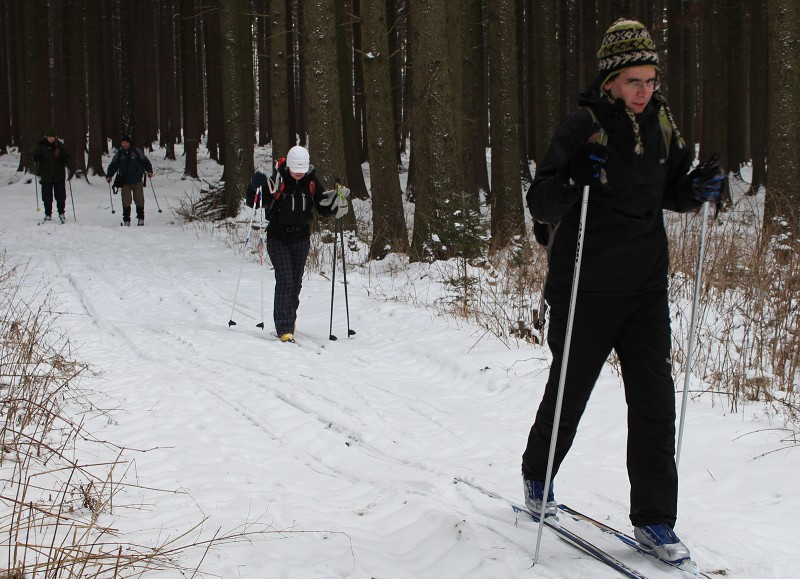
xmin=272 ymin=157 xmax=286 ymax=200
xmin=586 ymin=105 xmax=676 ymax=159
xmin=657 ymin=105 xmax=677 ymax=157
xmin=584 ymin=107 xmax=607 ymax=147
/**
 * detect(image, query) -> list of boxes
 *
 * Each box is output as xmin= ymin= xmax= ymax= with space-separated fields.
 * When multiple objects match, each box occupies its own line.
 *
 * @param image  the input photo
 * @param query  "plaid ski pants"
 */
xmin=267 ymin=235 xmax=310 ymax=335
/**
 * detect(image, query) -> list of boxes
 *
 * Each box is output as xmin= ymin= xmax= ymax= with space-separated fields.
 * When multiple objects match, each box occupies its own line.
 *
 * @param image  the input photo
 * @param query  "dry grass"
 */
xmin=666 ymin=189 xmax=799 ymax=421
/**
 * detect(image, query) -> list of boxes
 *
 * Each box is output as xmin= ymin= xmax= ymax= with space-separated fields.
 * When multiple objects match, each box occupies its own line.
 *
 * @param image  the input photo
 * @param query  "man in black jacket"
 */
xmin=106 ymin=135 xmax=154 ymax=226
xmin=32 ymin=127 xmax=71 ymax=223
xmin=521 ymin=19 xmax=723 ymax=565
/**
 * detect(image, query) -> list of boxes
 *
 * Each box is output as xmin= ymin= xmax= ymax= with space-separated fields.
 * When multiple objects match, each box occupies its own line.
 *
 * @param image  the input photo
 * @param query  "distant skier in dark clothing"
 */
xmin=32 ymin=127 xmax=71 ymax=223
xmin=106 ymin=135 xmax=154 ymax=226
xmin=249 ymin=146 xmax=348 ymax=343
xmin=521 ymin=19 xmax=724 ymax=565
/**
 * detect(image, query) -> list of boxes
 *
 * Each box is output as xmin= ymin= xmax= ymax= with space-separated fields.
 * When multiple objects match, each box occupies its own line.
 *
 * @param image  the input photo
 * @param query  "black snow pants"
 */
xmin=41 ymin=180 xmax=66 ymax=216
xmin=521 ymin=289 xmax=679 ymax=528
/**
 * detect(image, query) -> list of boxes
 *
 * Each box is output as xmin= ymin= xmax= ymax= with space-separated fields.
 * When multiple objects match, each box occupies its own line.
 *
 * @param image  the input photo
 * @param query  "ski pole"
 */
xmin=256 ymin=208 xmax=266 ymax=329
xmin=68 ymin=177 xmax=76 ymax=221
xmin=108 ymin=182 xmax=116 ymax=214
xmin=534 ymin=185 xmax=590 ymax=566
xmin=228 ymin=188 xmax=262 ymax=327
xmin=149 ymin=176 xmax=163 ymax=213
xmin=338 ymin=211 xmax=356 ymax=337
xmin=676 ymin=201 xmax=710 ymax=470
xmin=328 ymin=218 xmax=339 ymax=341
xmin=34 ymin=173 xmax=40 ymax=212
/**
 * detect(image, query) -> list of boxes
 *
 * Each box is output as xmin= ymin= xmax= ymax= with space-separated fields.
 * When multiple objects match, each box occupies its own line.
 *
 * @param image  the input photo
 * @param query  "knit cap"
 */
xmin=45 ymin=127 xmax=57 ymax=137
xmin=597 ymin=19 xmax=659 ymax=86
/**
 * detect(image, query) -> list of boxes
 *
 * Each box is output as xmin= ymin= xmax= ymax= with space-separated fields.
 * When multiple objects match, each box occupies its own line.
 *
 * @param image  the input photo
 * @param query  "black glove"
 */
xmin=689 ymin=154 xmax=724 ymax=202
xmin=561 ymin=142 xmax=610 ymax=187
xmin=250 ymin=171 xmax=269 ymax=192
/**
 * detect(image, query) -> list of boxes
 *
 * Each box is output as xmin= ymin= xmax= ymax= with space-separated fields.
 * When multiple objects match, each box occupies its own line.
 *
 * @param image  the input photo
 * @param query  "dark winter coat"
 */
xmin=106 ymin=146 xmax=153 ymax=187
xmin=527 ymin=81 xmax=701 ymax=297
xmin=33 ymin=139 xmax=70 ymax=183
xmin=265 ymin=164 xmax=336 ymax=242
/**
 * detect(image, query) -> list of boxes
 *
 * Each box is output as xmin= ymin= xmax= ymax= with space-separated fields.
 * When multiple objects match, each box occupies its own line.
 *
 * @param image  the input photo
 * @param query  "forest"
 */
xmin=2 ymin=0 xmax=798 ymax=260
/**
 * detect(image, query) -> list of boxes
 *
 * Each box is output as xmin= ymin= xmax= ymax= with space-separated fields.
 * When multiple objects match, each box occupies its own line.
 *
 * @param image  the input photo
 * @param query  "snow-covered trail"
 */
xmin=1 ymin=151 xmax=797 ymax=578
xmin=0 ymin=172 xmax=565 ymax=577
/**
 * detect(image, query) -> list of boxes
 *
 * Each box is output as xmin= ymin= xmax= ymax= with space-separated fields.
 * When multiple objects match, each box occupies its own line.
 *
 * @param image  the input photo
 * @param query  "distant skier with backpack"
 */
xmin=105 ymin=135 xmax=154 ymax=226
xmin=521 ymin=19 xmax=724 ymax=565
xmin=32 ymin=127 xmax=71 ymax=223
xmin=250 ymin=145 xmax=349 ymax=343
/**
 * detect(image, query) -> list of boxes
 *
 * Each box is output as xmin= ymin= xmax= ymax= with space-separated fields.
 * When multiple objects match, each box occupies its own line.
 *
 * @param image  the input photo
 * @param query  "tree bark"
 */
xmin=362 ymin=0 xmax=409 ymax=258
xmin=303 ymin=0 xmax=349 ymax=200
xmin=335 ymin=0 xmax=368 ymax=199
xmin=219 ymin=0 xmax=255 ymax=216
xmin=531 ymin=0 xmax=560 ymax=165
xmin=487 ymin=0 xmax=525 ymax=249
xmin=766 ymin=0 xmax=800 ymax=236
xmin=270 ymin=0 xmax=292 ymax=160
xmin=408 ymin=0 xmax=463 ymax=261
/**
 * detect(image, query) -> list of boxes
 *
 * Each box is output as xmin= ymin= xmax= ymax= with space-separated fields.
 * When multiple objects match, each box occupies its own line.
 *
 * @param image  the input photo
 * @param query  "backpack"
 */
xmin=532 ymin=105 xmax=676 ymax=250
xmin=112 ymin=147 xmax=145 ymax=189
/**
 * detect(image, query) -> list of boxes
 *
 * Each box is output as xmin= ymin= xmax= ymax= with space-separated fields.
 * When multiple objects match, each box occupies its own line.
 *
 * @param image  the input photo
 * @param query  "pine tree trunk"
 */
xmin=219 ymin=0 xmax=255 ymax=217
xmin=699 ymin=0 xmax=727 ymax=167
xmin=335 ymin=0 xmax=368 ymax=199
xmin=270 ymin=0 xmax=291 ymax=159
xmin=204 ymin=8 xmax=224 ymax=163
xmin=531 ymin=0 xmax=560 ymax=165
xmin=65 ymin=0 xmax=87 ymax=176
xmin=362 ymin=0 xmax=409 ymax=259
xmin=749 ymin=0 xmax=768 ymax=195
xmin=159 ymin=0 xmax=178 ymax=160
xmin=256 ymin=0 xmax=271 ymax=147
xmin=19 ymin=0 xmax=46 ymax=173
xmin=766 ymin=0 xmax=800 ymax=237
xmin=461 ymin=0 xmax=489 ymax=196
xmin=118 ymin=0 xmax=135 ymax=138
xmin=181 ymin=0 xmax=199 ymax=177
xmin=487 ymin=0 xmax=525 ymax=249
xmin=0 ymin=2 xmax=11 ymax=151
xmin=408 ymin=0 xmax=462 ymax=261
xmin=303 ymin=0 xmax=349 ymax=213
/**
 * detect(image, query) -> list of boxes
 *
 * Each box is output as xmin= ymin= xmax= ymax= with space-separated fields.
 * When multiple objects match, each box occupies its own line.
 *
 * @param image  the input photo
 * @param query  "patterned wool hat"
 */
xmin=597 ymin=19 xmax=659 ymax=86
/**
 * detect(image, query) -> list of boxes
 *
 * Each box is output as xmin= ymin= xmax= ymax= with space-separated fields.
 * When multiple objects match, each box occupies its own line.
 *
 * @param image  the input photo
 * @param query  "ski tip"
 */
xmin=256 ymin=322 xmax=264 ymax=329
xmin=228 ymin=320 xmax=237 ymax=327
xmin=348 ymin=329 xmax=356 ymax=336
xmin=329 ymin=334 xmax=338 ymax=341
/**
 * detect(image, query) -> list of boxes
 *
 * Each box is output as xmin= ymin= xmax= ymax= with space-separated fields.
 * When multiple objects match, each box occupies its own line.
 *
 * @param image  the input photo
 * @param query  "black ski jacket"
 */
xmin=33 ymin=138 xmax=70 ymax=183
xmin=527 ymin=83 xmax=701 ymax=297
xmin=267 ymin=164 xmax=336 ymax=242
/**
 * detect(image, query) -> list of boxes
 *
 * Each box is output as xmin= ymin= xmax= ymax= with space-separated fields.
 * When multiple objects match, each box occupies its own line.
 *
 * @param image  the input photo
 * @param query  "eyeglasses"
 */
xmin=623 ymin=78 xmax=660 ymax=91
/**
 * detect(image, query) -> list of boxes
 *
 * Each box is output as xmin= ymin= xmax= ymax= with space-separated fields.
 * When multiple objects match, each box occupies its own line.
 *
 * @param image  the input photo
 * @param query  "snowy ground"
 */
xmin=0 ymin=145 xmax=797 ymax=578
